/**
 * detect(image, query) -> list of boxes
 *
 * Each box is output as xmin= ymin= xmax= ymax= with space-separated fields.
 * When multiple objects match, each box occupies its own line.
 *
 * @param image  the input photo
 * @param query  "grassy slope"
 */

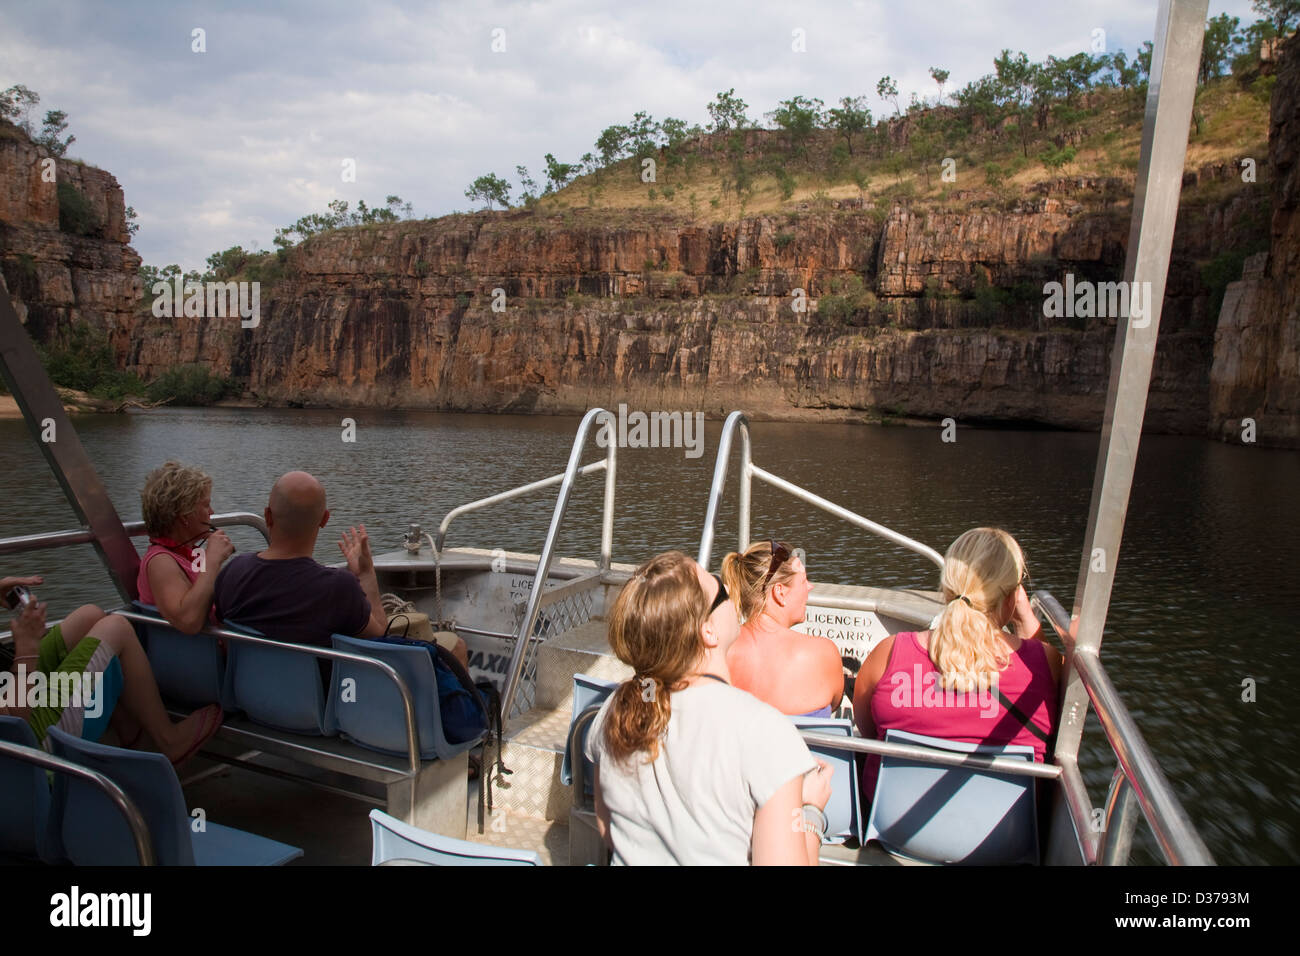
xmin=520 ymin=77 xmax=1271 ymax=224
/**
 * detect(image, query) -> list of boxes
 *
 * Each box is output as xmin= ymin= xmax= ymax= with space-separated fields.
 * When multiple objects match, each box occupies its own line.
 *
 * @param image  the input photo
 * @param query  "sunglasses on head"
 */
xmin=761 ymin=540 xmax=792 ymax=590
xmin=708 ymin=573 xmax=730 ymax=615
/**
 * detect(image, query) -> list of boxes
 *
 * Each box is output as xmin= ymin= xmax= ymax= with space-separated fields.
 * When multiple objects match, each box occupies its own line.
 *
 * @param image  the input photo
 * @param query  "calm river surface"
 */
xmin=1 ymin=406 xmax=1296 ymax=865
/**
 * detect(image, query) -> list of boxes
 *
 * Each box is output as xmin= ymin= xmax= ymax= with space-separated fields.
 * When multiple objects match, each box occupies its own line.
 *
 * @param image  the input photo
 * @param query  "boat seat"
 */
xmin=0 ymin=716 xmax=54 ymax=862
xmin=47 ymin=726 xmax=302 ymax=866
xmin=221 ymin=622 xmax=327 ymax=735
xmin=369 ymin=809 xmax=539 ymax=866
xmin=865 ymin=729 xmax=1039 ymax=865
xmin=560 ymin=673 xmax=618 ymax=801
xmin=792 ymin=715 xmax=861 ymax=845
xmin=132 ymin=601 xmax=224 ymax=706
xmin=325 ymin=634 xmax=484 ymax=761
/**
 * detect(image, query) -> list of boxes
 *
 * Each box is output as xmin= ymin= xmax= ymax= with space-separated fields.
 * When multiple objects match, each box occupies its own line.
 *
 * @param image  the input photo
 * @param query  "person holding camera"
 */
xmin=2 ymin=574 xmax=221 ymax=765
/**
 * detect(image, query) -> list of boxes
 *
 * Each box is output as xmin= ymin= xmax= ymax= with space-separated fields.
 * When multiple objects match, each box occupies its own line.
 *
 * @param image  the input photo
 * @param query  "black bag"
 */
xmin=372 ymin=631 xmax=489 ymax=744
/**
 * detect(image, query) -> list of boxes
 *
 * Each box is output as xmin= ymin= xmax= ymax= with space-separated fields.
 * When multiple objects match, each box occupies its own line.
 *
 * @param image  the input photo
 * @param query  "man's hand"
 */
xmin=338 ymin=525 xmax=374 ymax=578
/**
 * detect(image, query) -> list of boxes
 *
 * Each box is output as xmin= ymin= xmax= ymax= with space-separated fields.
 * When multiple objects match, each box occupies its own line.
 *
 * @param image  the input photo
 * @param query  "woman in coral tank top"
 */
xmin=852 ymin=527 xmax=1063 ymax=804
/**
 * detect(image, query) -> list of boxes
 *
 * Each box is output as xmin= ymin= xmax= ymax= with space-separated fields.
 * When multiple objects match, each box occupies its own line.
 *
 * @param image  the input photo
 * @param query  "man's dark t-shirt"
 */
xmin=214 ymin=554 xmax=371 ymax=646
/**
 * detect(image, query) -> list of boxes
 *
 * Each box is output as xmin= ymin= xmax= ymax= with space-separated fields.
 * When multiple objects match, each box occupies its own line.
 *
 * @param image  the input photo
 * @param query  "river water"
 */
xmin=1 ymin=406 xmax=1296 ymax=865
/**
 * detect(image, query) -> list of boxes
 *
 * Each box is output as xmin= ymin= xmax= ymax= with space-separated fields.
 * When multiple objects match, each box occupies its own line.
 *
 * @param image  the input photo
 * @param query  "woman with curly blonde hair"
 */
xmin=585 ymin=550 xmax=832 ymax=865
xmin=852 ymin=527 xmax=1062 ymax=801
xmin=137 ymin=461 xmax=234 ymax=633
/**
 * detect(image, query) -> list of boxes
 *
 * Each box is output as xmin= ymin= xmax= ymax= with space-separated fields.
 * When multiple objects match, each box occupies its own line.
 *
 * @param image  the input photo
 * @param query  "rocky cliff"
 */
xmin=1210 ymin=31 xmax=1300 ymax=447
xmin=114 ymin=177 xmax=1263 ymax=434
xmin=0 ymin=125 xmax=139 ymax=347
xmin=0 ymin=72 xmax=1293 ymax=444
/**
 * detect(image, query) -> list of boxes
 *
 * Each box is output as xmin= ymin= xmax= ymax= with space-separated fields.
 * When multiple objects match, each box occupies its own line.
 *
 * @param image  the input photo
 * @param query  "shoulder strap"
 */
xmin=995 ymin=688 xmax=1051 ymax=744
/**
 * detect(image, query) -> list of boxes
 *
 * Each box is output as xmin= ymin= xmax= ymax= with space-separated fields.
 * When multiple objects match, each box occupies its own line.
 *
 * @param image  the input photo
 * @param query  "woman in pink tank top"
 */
xmin=136 ymin=462 xmax=235 ymax=633
xmin=852 ymin=527 xmax=1063 ymax=803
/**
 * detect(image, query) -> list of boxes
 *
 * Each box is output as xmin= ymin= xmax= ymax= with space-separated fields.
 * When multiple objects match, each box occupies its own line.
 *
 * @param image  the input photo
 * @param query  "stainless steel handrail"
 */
xmin=499 ymin=408 xmax=615 ymax=719
xmin=0 ymin=512 xmax=270 ymax=556
xmin=116 ymin=610 xmax=423 ymax=786
xmin=798 ymin=731 xmax=1061 ymax=779
xmin=0 ymin=739 xmax=156 ymax=865
xmin=1031 ymin=590 xmax=1215 ymax=865
xmin=434 ymin=463 xmax=608 ymax=553
xmin=697 ymin=411 xmax=944 ymax=571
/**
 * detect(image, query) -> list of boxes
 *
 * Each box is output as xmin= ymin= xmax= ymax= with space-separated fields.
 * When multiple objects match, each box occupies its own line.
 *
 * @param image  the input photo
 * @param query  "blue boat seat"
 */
xmin=865 ymin=728 xmax=1039 ymax=865
xmin=132 ymin=601 xmax=224 ymax=706
xmin=560 ymin=673 xmax=618 ymax=798
xmin=791 ymin=715 xmax=861 ymax=845
xmin=221 ymin=623 xmax=326 ymax=734
xmin=369 ymin=809 xmax=539 ymax=866
xmin=0 ymin=716 xmax=53 ymax=862
xmin=48 ymin=726 xmax=302 ymax=866
xmin=325 ymin=634 xmax=484 ymax=761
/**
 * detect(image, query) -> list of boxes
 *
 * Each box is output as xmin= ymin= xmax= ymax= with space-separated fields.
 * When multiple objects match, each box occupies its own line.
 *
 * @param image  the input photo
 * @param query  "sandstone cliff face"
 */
xmin=0 ymin=127 xmax=139 ymax=346
xmin=0 ymin=81 xmax=1290 ymax=443
xmin=1210 ymin=32 xmax=1300 ymax=448
xmin=115 ymin=175 xmax=1261 ymax=434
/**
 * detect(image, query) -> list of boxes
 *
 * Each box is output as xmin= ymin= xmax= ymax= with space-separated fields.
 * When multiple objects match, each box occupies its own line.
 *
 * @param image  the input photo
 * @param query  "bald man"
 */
xmin=213 ymin=471 xmax=388 ymax=648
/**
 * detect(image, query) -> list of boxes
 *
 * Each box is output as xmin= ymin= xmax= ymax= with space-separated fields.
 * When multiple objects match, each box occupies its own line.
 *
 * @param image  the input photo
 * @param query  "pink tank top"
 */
xmin=864 ymin=631 xmax=1056 ymax=799
xmin=136 ymin=539 xmax=200 ymax=606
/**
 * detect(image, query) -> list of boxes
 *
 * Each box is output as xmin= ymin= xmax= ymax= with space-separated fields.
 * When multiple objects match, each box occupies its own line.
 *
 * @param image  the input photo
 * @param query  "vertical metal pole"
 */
xmin=0 ymin=287 xmax=140 ymax=601
xmin=1053 ymin=0 xmax=1208 ymax=766
xmin=1099 ymin=767 xmax=1140 ymax=866
xmin=697 ymin=411 xmax=749 ymax=571
xmin=600 ymin=417 xmax=616 ymax=573
xmin=738 ymin=422 xmax=752 ymax=554
xmin=500 ymin=407 xmax=608 ymax=719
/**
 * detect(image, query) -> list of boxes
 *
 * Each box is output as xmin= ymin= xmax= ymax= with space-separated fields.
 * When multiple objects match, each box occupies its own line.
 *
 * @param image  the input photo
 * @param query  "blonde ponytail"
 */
xmin=928 ymin=527 xmax=1026 ymax=692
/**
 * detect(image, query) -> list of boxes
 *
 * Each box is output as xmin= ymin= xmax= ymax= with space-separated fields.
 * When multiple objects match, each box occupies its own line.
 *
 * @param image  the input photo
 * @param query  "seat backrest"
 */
xmin=222 ymin=624 xmax=326 ymax=734
xmin=865 ymin=728 xmax=1039 ymax=865
xmin=132 ymin=601 xmax=224 ymax=706
xmin=790 ymin=715 xmax=860 ymax=845
xmin=47 ymin=726 xmax=195 ymax=866
xmin=560 ymin=673 xmax=618 ymax=789
xmin=369 ymin=809 xmax=539 ymax=866
xmin=0 ymin=716 xmax=51 ymax=861
xmin=326 ymin=635 xmax=469 ymax=761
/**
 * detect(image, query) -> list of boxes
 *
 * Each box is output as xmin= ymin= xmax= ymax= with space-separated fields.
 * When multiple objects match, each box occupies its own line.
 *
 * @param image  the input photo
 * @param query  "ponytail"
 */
xmin=928 ymin=528 xmax=1025 ymax=692
xmin=602 ymin=551 xmax=708 ymax=765
xmin=720 ymin=540 xmax=797 ymax=622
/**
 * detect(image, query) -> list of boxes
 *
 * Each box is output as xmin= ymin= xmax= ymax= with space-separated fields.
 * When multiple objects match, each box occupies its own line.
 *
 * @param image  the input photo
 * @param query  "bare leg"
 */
xmin=56 ymin=604 xmax=108 ymax=650
xmin=87 ymin=613 xmax=215 ymax=762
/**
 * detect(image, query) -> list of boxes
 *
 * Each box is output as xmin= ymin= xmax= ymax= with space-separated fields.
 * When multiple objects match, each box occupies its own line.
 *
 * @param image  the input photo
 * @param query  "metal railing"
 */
xmin=697 ymin=411 xmax=944 ymax=572
xmin=115 ymin=609 xmax=425 ymax=804
xmin=435 ymin=464 xmax=611 ymax=559
xmin=499 ymin=408 xmax=617 ymax=720
xmin=0 ymin=739 xmax=156 ymax=865
xmin=1032 ymin=591 xmax=1214 ymax=865
xmin=0 ymin=512 xmax=270 ymax=557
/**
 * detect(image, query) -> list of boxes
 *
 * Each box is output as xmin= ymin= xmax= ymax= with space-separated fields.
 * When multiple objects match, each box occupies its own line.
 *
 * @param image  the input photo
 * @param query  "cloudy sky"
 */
xmin=1 ymin=0 xmax=1261 ymax=271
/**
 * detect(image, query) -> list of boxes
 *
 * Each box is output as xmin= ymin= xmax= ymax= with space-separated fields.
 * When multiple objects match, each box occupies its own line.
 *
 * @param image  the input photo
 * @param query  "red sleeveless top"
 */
xmin=864 ymin=631 xmax=1056 ymax=799
xmin=136 ymin=538 xmax=200 ymax=606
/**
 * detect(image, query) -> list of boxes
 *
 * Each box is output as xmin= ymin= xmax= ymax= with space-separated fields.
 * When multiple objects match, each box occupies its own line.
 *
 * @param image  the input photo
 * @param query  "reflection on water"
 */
xmin=1 ymin=406 xmax=1297 ymax=864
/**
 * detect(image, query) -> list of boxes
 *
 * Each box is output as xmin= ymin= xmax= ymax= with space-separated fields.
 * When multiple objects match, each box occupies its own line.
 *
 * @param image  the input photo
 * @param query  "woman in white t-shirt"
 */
xmin=585 ymin=550 xmax=832 ymax=865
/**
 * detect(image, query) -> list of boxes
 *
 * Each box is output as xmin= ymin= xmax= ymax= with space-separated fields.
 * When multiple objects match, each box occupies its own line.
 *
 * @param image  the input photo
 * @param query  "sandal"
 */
xmin=171 ymin=704 xmax=223 ymax=768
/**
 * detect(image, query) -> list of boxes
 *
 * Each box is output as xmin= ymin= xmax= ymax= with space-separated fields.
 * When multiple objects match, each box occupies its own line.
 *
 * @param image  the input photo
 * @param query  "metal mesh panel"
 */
xmin=508 ymin=582 xmax=598 ymax=718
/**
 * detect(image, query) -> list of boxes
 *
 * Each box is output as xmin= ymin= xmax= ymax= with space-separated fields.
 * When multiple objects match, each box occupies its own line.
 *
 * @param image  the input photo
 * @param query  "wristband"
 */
xmin=801 ymin=803 xmax=828 ymax=842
